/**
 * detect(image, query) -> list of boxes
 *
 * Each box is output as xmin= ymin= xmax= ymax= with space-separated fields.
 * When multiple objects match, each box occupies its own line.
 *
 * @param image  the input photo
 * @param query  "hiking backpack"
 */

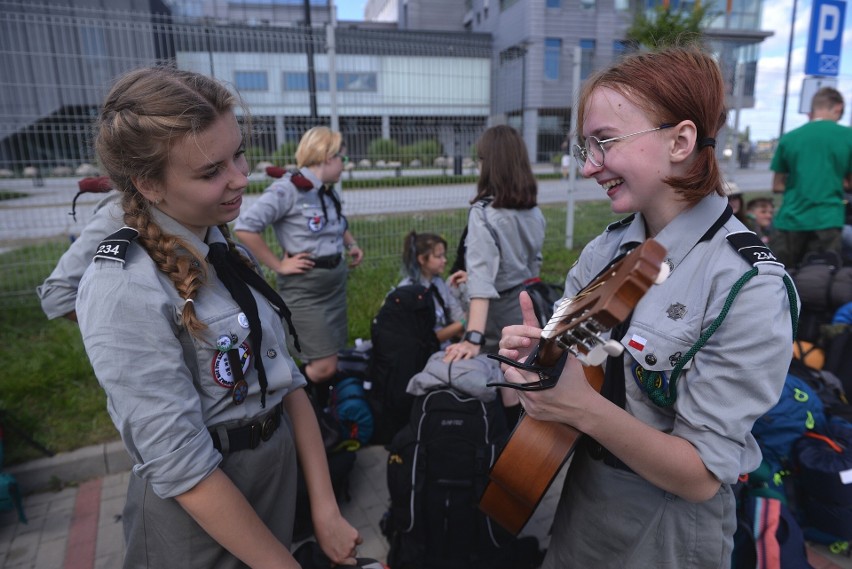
xmin=751 ymin=371 xmax=827 ymax=477
xmin=731 ymin=488 xmax=812 ymax=569
xmin=329 ymin=376 xmax=374 ymax=446
xmin=788 ymin=251 xmax=852 ymax=343
xmin=368 ymin=284 xmax=441 ymax=444
xmin=793 ymin=417 xmax=852 ymax=545
xmin=383 ymin=388 xmax=542 ymax=569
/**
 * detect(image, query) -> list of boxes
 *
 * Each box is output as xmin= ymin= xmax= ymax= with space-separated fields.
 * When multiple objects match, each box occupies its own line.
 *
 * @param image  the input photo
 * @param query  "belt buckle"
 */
xmin=260 ymin=415 xmax=276 ymax=441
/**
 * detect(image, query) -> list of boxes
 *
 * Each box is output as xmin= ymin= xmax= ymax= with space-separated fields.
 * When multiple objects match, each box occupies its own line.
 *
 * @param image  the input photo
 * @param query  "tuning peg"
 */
xmin=578 ymin=344 xmax=608 ymax=366
xmin=602 ymin=339 xmax=624 ymax=357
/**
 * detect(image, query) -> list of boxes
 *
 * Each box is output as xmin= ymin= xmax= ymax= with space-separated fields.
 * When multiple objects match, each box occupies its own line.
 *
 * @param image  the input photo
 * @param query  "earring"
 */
xmin=151 ymin=197 xmax=161 ymax=206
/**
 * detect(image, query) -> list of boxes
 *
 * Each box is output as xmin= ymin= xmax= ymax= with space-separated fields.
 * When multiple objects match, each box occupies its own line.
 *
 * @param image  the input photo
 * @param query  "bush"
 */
xmin=400 ymin=139 xmax=442 ymax=167
xmin=368 ymin=138 xmax=399 ymax=163
xmin=272 ymin=141 xmax=299 ymax=166
xmin=245 ymin=146 xmax=268 ymax=171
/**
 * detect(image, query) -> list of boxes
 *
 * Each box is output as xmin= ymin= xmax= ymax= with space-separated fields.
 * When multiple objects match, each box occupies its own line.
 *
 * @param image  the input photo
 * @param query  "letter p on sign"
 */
xmin=817 ymin=3 xmax=841 ymax=52
xmin=805 ymin=0 xmax=846 ymax=77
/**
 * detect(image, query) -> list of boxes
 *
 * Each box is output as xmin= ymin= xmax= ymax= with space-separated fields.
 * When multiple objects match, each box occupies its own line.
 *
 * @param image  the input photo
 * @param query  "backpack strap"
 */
xmin=92 ymin=227 xmax=139 ymax=265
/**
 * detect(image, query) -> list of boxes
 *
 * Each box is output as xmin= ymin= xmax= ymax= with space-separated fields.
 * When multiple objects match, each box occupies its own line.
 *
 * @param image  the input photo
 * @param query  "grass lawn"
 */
xmin=0 ymin=200 xmax=622 ymax=466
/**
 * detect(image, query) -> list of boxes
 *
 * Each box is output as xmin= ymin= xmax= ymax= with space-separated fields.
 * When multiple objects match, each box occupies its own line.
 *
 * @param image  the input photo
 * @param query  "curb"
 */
xmin=9 ymin=439 xmax=131 ymax=494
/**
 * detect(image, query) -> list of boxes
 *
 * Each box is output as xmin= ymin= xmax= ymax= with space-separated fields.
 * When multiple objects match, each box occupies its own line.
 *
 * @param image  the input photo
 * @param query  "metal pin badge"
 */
xmin=216 ymin=334 xmax=233 ymax=352
xmin=231 ymin=380 xmax=248 ymax=405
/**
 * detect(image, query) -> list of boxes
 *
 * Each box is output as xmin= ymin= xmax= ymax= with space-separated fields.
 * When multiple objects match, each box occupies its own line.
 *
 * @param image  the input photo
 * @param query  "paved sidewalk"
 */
xmin=0 ymin=442 xmax=850 ymax=568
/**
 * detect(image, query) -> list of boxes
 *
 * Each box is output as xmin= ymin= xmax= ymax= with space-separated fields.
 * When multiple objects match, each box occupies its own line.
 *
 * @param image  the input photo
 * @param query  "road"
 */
xmin=0 ymin=161 xmax=774 ymax=248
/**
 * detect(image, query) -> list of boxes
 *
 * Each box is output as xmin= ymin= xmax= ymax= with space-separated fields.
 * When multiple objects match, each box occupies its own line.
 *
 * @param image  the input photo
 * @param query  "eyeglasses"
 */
xmin=572 ymin=124 xmax=674 ymax=168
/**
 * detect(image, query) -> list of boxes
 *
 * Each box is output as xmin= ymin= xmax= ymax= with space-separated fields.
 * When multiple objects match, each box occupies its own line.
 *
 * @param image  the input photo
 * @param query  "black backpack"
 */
xmin=789 ymin=252 xmax=852 ymax=343
xmin=368 ymin=284 xmax=441 ymax=444
xmin=383 ymin=388 xmax=543 ymax=569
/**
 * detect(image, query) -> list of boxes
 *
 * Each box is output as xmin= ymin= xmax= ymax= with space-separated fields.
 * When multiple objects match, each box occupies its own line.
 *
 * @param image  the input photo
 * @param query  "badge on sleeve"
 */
xmin=93 ymin=227 xmax=139 ymax=265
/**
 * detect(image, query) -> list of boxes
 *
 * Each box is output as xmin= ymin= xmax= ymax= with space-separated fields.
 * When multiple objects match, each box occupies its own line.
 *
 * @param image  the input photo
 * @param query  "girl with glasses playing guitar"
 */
xmin=486 ymin=46 xmax=797 ymax=568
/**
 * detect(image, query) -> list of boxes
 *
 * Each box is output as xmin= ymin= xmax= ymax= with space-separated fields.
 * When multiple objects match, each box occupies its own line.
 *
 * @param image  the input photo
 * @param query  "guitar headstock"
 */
xmin=541 ymin=239 xmax=668 ymax=366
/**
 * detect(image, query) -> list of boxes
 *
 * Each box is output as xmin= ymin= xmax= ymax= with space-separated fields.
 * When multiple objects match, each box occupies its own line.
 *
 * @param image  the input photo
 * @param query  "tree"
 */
xmin=626 ymin=2 xmax=716 ymax=49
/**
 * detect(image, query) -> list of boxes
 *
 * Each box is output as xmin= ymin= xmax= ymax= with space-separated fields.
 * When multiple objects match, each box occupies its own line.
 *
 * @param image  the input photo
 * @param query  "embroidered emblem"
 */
xmin=628 ymin=334 xmax=647 ymax=351
xmin=666 ymin=303 xmax=687 ymax=321
xmin=632 ymin=363 xmax=669 ymax=392
xmin=669 ymin=351 xmax=683 ymax=367
xmin=211 ymin=342 xmax=252 ymax=388
xmin=307 ymin=214 xmax=326 ymax=232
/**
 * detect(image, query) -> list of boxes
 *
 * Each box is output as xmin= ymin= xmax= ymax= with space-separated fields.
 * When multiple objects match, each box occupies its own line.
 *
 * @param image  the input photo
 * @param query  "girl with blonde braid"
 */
xmin=76 ymin=66 xmax=362 ymax=568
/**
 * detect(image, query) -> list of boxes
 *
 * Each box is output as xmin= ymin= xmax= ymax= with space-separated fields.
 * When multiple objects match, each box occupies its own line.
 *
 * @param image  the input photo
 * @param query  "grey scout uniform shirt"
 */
xmin=76 ymin=209 xmax=306 ymax=499
xmin=234 ymin=168 xmax=345 ymax=258
xmin=465 ymin=201 xmax=546 ymax=299
xmin=563 ymin=191 xmax=794 ymax=484
xmin=38 ymin=192 xmax=124 ymax=319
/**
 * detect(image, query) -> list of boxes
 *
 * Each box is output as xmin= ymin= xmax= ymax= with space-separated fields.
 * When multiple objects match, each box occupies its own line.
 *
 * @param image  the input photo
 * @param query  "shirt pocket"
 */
xmin=299 ymin=202 xmax=327 ymax=233
xmin=622 ymin=323 xmax=695 ymax=375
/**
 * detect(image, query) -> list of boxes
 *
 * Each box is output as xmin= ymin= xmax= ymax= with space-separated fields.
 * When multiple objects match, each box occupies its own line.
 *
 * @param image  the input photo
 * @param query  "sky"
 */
xmin=333 ymin=0 xmax=852 ymax=143
xmin=740 ymin=0 xmax=852 ymax=142
xmin=336 ymin=0 xmax=368 ymax=21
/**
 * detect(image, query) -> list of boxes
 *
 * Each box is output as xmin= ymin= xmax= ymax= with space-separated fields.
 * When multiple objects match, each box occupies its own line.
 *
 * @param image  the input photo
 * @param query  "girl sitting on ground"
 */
xmin=398 ymin=231 xmax=466 ymax=348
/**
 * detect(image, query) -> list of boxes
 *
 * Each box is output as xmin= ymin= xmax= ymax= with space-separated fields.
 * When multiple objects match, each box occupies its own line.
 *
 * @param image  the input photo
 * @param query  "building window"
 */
xmin=544 ymin=38 xmax=562 ymax=80
xmin=580 ymin=0 xmax=595 ymax=8
xmin=234 ymin=71 xmax=268 ymax=91
xmin=337 ymin=72 xmax=377 ymax=92
xmin=580 ymin=39 xmax=596 ymax=80
xmin=500 ymin=0 xmax=520 ymax=10
xmin=284 ymin=72 xmax=377 ymax=92
xmin=612 ymin=40 xmax=631 ymax=62
xmin=546 ymin=0 xmax=561 ymax=7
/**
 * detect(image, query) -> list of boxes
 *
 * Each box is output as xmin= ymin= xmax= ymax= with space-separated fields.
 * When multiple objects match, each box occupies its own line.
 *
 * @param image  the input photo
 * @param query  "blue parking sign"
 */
xmin=805 ymin=0 xmax=846 ymax=76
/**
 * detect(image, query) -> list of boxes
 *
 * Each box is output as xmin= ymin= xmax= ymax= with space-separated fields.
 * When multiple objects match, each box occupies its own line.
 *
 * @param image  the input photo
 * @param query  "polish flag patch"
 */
xmin=628 ymin=334 xmax=647 ymax=351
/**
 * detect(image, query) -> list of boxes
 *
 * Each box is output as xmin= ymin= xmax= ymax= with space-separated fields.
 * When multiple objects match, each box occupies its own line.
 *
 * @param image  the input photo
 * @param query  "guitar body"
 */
xmin=479 ymin=366 xmax=603 ymax=535
xmin=479 ymin=239 xmax=667 ymax=535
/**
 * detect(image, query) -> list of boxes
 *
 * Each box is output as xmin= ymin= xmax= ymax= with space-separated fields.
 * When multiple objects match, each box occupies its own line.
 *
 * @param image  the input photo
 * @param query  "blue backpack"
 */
xmin=330 ymin=376 xmax=374 ymax=446
xmin=0 ymin=430 xmax=26 ymax=523
xmin=752 ymin=372 xmax=827 ymax=476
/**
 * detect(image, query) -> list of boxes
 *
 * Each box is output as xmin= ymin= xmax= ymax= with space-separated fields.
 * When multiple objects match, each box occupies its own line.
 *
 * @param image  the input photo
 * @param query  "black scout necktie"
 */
xmin=207 ymin=242 xmax=300 ymax=407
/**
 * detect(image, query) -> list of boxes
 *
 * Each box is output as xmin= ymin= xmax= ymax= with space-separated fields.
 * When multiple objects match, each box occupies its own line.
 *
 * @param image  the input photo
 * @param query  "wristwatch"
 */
xmin=463 ymin=330 xmax=486 ymax=346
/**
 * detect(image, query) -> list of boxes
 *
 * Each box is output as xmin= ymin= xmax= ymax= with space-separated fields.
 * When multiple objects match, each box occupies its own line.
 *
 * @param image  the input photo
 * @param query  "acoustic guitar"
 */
xmin=479 ymin=239 xmax=669 ymax=535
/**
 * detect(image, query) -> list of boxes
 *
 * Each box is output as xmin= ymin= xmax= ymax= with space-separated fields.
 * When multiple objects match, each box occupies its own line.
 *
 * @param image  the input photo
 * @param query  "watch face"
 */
xmin=465 ymin=331 xmax=485 ymax=345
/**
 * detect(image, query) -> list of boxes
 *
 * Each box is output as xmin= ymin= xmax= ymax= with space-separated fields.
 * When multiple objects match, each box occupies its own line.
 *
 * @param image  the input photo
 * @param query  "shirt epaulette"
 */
xmin=92 ymin=226 xmax=139 ymax=265
xmin=726 ymin=230 xmax=783 ymax=268
xmin=606 ymin=214 xmax=635 ymax=232
xmin=290 ymin=171 xmax=314 ymax=191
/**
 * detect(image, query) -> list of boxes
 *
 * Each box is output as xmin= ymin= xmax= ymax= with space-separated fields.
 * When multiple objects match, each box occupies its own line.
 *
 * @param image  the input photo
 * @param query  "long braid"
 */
xmin=123 ymin=191 xmax=208 ymax=336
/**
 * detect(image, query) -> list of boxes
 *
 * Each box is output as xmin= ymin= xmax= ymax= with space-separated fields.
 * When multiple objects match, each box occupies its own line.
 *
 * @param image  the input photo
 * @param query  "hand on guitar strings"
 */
xmin=498 ymin=291 xmax=602 ymax=426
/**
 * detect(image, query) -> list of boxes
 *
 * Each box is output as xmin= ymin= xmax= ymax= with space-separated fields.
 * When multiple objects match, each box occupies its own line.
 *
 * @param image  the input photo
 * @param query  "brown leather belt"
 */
xmin=209 ymin=401 xmax=283 ymax=453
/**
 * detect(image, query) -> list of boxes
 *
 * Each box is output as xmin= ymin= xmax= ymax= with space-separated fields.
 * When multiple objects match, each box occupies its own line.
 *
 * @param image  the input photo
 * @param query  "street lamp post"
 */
xmin=780 ymin=0 xmax=798 ymax=138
